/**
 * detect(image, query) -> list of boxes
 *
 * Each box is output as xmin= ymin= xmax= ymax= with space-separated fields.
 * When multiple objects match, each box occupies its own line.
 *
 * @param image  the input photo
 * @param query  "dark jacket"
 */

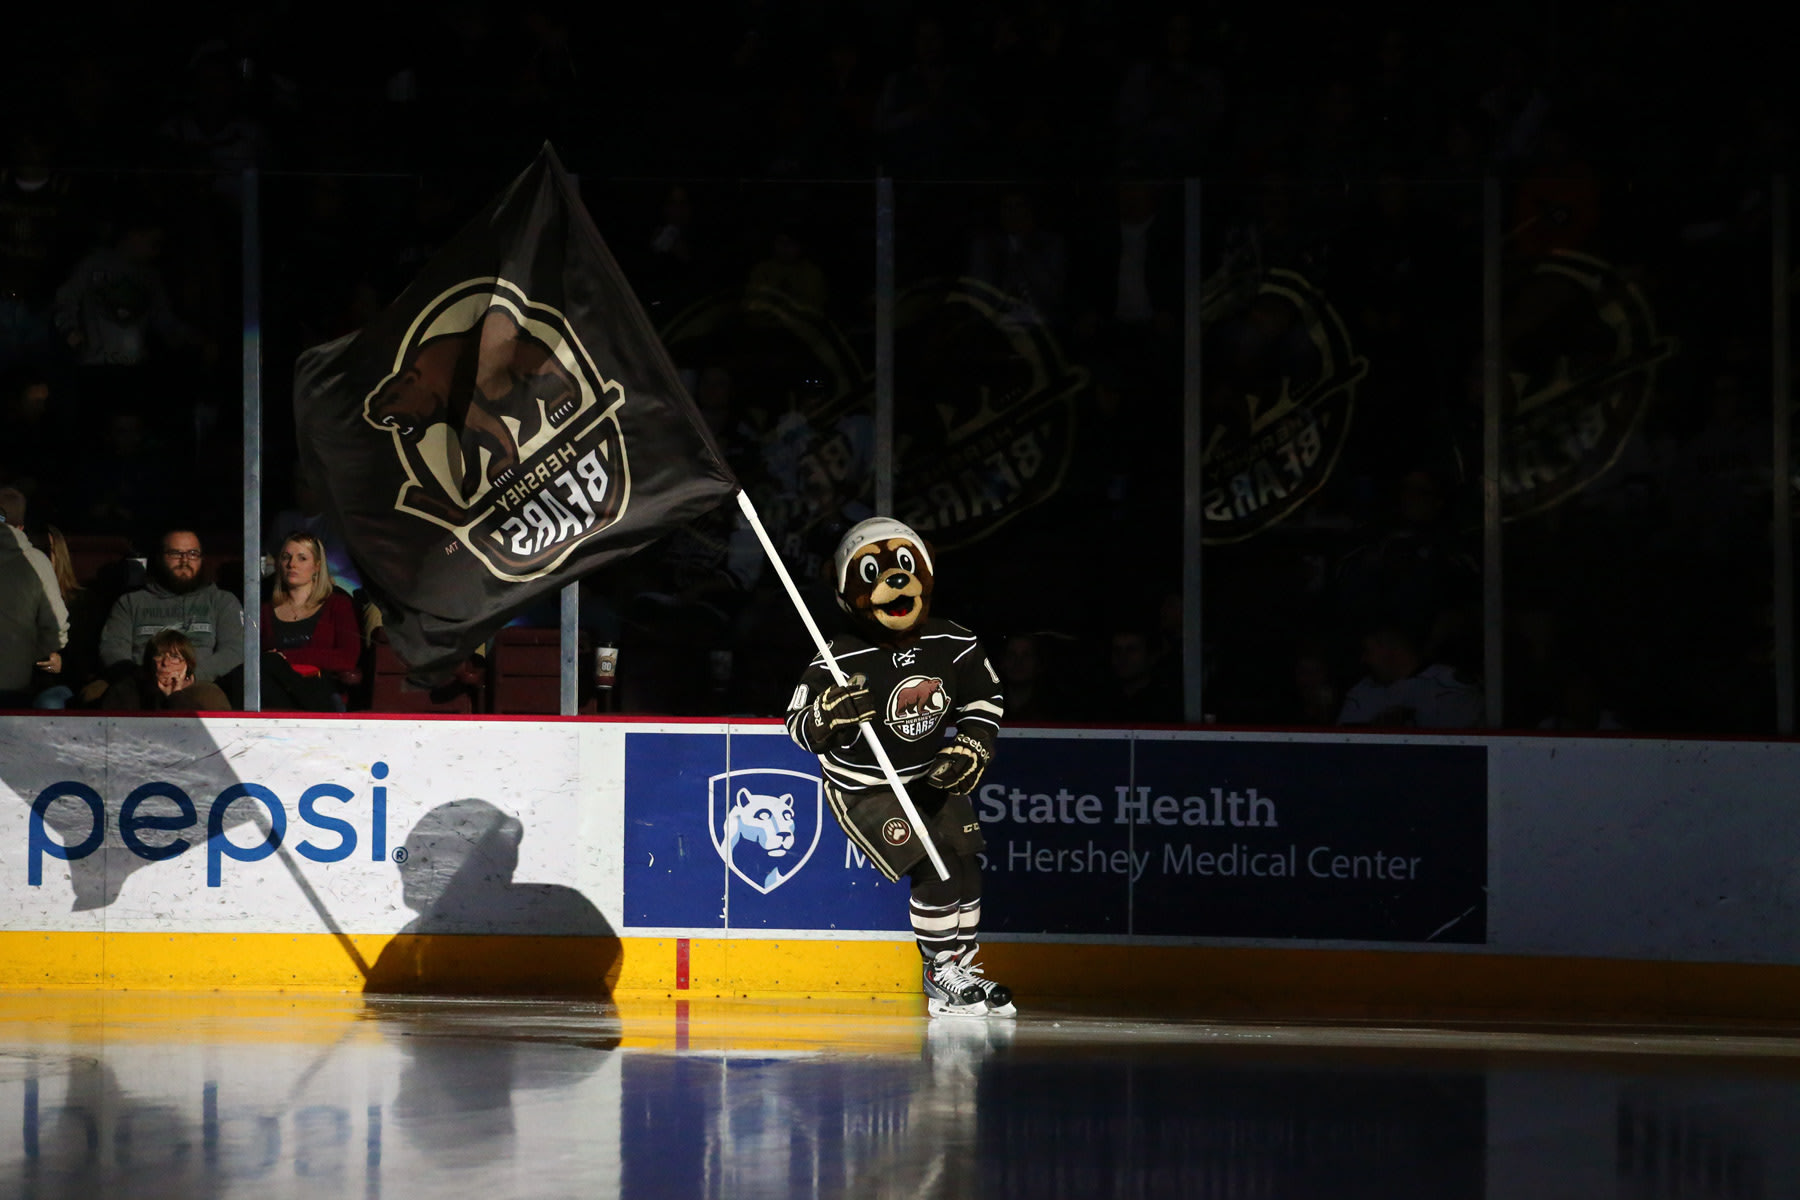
xmin=0 ymin=529 xmax=61 ymax=693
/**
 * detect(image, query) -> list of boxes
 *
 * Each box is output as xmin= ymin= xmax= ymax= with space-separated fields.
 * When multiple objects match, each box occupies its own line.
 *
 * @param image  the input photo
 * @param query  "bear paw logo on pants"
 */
xmin=885 ymin=675 xmax=947 ymax=741
xmin=882 ymin=818 xmax=912 ymax=846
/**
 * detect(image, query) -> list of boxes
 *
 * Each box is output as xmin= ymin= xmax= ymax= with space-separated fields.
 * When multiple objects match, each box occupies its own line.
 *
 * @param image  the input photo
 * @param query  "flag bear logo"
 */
xmin=360 ymin=276 xmax=634 ymax=581
xmin=366 ymin=307 xmax=583 ymax=500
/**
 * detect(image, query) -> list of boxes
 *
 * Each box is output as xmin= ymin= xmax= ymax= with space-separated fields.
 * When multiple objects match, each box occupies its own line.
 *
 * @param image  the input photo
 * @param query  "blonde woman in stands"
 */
xmin=261 ymin=531 xmax=360 ymax=711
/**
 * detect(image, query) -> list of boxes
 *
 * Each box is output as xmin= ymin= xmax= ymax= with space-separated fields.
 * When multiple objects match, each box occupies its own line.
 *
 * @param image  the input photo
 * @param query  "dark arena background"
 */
xmin=2 ymin=3 xmax=1799 ymax=1197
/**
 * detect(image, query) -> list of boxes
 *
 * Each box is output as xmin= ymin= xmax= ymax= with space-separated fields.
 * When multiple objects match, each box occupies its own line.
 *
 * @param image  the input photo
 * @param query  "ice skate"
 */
xmin=955 ymin=945 xmax=1017 ymax=1017
xmin=923 ymin=950 xmax=988 ymax=1017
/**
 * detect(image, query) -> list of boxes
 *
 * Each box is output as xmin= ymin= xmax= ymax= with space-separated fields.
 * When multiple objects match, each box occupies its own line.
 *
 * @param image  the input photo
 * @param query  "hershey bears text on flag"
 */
xmin=293 ymin=145 xmax=738 ymax=684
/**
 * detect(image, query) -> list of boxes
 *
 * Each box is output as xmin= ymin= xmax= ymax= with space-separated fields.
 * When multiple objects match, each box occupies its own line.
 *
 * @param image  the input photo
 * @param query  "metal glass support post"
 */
xmin=562 ymin=171 xmax=584 ymax=717
xmin=1182 ymin=179 xmax=1204 ymax=724
xmin=874 ymin=177 xmax=896 ymax=515
xmin=560 ymin=583 xmax=579 ymax=716
xmin=1482 ymin=177 xmax=1504 ymax=729
xmin=1774 ymin=173 xmax=1793 ymax=735
xmin=241 ymin=167 xmax=263 ymax=712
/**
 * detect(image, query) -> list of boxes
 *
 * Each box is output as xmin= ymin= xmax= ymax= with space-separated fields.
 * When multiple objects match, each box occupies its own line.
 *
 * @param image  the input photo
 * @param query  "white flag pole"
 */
xmin=735 ymin=489 xmax=951 ymax=882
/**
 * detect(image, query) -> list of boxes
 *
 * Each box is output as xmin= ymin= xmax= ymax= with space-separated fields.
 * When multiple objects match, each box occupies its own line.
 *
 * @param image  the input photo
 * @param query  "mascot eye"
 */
xmin=858 ymin=556 xmax=879 ymax=584
xmin=896 ymin=547 xmax=916 ymax=574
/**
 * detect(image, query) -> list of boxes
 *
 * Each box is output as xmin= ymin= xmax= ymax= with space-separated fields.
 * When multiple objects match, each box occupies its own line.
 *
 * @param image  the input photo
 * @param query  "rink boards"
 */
xmin=3 ymin=714 xmax=1800 ymax=1018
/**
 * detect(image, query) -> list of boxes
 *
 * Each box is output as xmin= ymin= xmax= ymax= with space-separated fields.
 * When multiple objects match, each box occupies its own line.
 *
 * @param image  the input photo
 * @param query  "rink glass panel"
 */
xmin=890 ymin=180 xmax=1184 ymax=713
xmin=582 ymin=176 xmax=878 ymax=718
xmin=1497 ymin=174 xmax=1775 ymax=735
xmin=1195 ymin=176 xmax=1487 ymax=730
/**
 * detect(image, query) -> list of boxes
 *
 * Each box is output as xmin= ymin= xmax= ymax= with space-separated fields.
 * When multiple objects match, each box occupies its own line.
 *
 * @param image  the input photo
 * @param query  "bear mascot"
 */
xmin=784 ymin=516 xmax=1013 ymax=1016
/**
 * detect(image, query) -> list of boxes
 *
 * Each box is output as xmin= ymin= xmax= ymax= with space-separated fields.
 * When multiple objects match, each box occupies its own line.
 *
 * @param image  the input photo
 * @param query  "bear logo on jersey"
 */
xmin=886 ymin=675 xmax=948 ymax=741
xmin=708 ymin=767 xmax=823 ymax=894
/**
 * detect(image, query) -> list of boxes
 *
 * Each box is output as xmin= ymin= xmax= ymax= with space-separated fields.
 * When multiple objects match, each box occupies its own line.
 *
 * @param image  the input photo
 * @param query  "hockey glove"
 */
xmin=925 ymin=731 xmax=992 ymax=795
xmin=808 ymin=675 xmax=876 ymax=747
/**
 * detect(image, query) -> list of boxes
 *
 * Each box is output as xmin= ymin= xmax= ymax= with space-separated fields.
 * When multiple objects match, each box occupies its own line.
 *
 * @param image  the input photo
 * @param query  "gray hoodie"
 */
xmin=99 ymin=581 xmax=245 ymax=683
xmin=2 ymin=523 xmax=68 ymax=645
xmin=0 ymin=527 xmax=61 ymax=693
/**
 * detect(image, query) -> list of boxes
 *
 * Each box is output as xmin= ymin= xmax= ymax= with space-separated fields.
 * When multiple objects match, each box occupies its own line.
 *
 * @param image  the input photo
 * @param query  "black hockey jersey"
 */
xmin=786 ymin=618 xmax=1004 ymax=793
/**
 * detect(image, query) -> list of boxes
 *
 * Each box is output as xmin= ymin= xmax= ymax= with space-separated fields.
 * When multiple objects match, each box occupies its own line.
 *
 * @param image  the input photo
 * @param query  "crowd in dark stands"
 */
xmin=0 ymin=3 xmax=1791 ymax=731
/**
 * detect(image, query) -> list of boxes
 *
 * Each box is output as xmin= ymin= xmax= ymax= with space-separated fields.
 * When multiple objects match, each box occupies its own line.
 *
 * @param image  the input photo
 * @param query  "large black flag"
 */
xmin=294 ymin=145 xmax=737 ymax=684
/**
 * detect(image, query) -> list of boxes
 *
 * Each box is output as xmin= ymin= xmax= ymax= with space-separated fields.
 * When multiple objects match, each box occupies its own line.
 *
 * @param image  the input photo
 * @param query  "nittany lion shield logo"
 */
xmin=708 ymin=767 xmax=824 ymax=894
xmin=364 ymin=277 xmax=632 ymax=582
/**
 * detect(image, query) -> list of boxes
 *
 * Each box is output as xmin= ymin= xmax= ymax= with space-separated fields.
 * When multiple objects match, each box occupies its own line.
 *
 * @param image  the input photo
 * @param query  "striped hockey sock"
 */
xmin=910 ymin=897 xmax=962 ymax=961
xmin=956 ymin=899 xmax=980 ymax=959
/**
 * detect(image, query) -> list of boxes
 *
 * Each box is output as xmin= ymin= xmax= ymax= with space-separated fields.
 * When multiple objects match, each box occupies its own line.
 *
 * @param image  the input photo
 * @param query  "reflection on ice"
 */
xmin=5 ymin=993 xmax=1800 ymax=1199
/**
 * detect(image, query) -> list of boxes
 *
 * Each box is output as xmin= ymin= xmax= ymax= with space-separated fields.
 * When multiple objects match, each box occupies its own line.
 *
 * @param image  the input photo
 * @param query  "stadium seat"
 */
xmin=488 ymin=627 xmax=566 ymax=714
xmin=368 ymin=627 xmax=485 ymax=714
xmin=61 ymin=534 xmax=135 ymax=590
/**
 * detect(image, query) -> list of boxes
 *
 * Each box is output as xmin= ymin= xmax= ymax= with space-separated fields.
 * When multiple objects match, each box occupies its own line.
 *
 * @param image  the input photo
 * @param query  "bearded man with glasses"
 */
xmin=96 ymin=529 xmax=244 ymax=710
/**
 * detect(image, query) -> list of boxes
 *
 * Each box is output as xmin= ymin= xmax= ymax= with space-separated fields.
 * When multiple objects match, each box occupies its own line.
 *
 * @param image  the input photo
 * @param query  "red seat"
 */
xmin=367 ymin=627 xmax=484 ymax=714
xmin=489 ymin=627 xmax=566 ymax=714
xmin=61 ymin=534 xmax=134 ymax=589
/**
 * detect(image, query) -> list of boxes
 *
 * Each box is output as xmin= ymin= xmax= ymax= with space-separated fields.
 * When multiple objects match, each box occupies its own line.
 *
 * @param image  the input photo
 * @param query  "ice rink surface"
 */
xmin=4 ymin=991 xmax=1800 ymax=1199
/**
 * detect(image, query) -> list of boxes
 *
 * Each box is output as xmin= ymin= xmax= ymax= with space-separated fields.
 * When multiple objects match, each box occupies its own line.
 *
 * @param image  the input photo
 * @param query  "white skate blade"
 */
xmin=985 ymin=1000 xmax=1018 ymax=1017
xmin=927 ymin=996 xmax=989 ymax=1018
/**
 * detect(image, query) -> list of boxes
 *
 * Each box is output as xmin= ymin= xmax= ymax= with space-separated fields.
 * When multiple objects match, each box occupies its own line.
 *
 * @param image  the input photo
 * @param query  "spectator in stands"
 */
xmin=54 ymin=211 xmax=200 ymax=371
xmin=1338 ymin=623 xmax=1484 ymax=729
xmin=138 ymin=628 xmax=230 ymax=711
xmin=0 ymin=374 xmax=62 ymax=515
xmin=968 ymin=189 xmax=1067 ymax=326
xmin=641 ymin=185 xmax=710 ymax=312
xmin=0 ymin=125 xmax=78 ymax=371
xmin=1479 ymin=42 xmax=1550 ymax=169
xmin=1088 ymin=627 xmax=1183 ymax=724
xmin=0 ymin=500 xmax=64 ymax=708
xmin=261 ymin=532 xmax=360 ymax=712
xmin=874 ymin=16 xmax=986 ymax=174
xmin=73 ymin=411 xmax=163 ymax=536
xmin=1073 ymin=181 xmax=1180 ymax=380
xmin=1365 ymin=28 xmax=1434 ymax=170
xmin=263 ymin=459 xmax=362 ymax=594
xmin=1114 ymin=10 xmax=1225 ymax=173
xmin=97 ymin=529 xmax=243 ymax=709
xmin=801 ymin=30 xmax=877 ymax=174
xmin=1513 ymin=125 xmax=1600 ymax=259
xmin=1537 ymin=664 xmax=1625 ymax=732
xmin=1298 ymin=78 xmax=1371 ymax=194
xmin=1285 ymin=637 xmax=1341 ymax=726
xmin=156 ymin=41 xmax=270 ymax=180
xmin=31 ymin=527 xmax=105 ymax=708
xmin=746 ymin=229 xmax=828 ymax=314
xmin=996 ymin=632 xmax=1069 ymax=723
xmin=0 ymin=488 xmax=68 ymax=647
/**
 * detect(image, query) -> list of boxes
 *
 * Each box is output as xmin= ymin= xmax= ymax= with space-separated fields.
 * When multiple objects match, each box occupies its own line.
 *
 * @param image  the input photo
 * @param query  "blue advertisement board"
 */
xmin=624 ymin=729 xmax=1487 ymax=944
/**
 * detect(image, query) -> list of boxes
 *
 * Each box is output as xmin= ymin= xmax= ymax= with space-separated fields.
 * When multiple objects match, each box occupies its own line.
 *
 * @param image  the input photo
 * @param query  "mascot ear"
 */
xmin=737 ymin=787 xmax=751 ymax=805
xmin=780 ymin=794 xmax=792 ymax=804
